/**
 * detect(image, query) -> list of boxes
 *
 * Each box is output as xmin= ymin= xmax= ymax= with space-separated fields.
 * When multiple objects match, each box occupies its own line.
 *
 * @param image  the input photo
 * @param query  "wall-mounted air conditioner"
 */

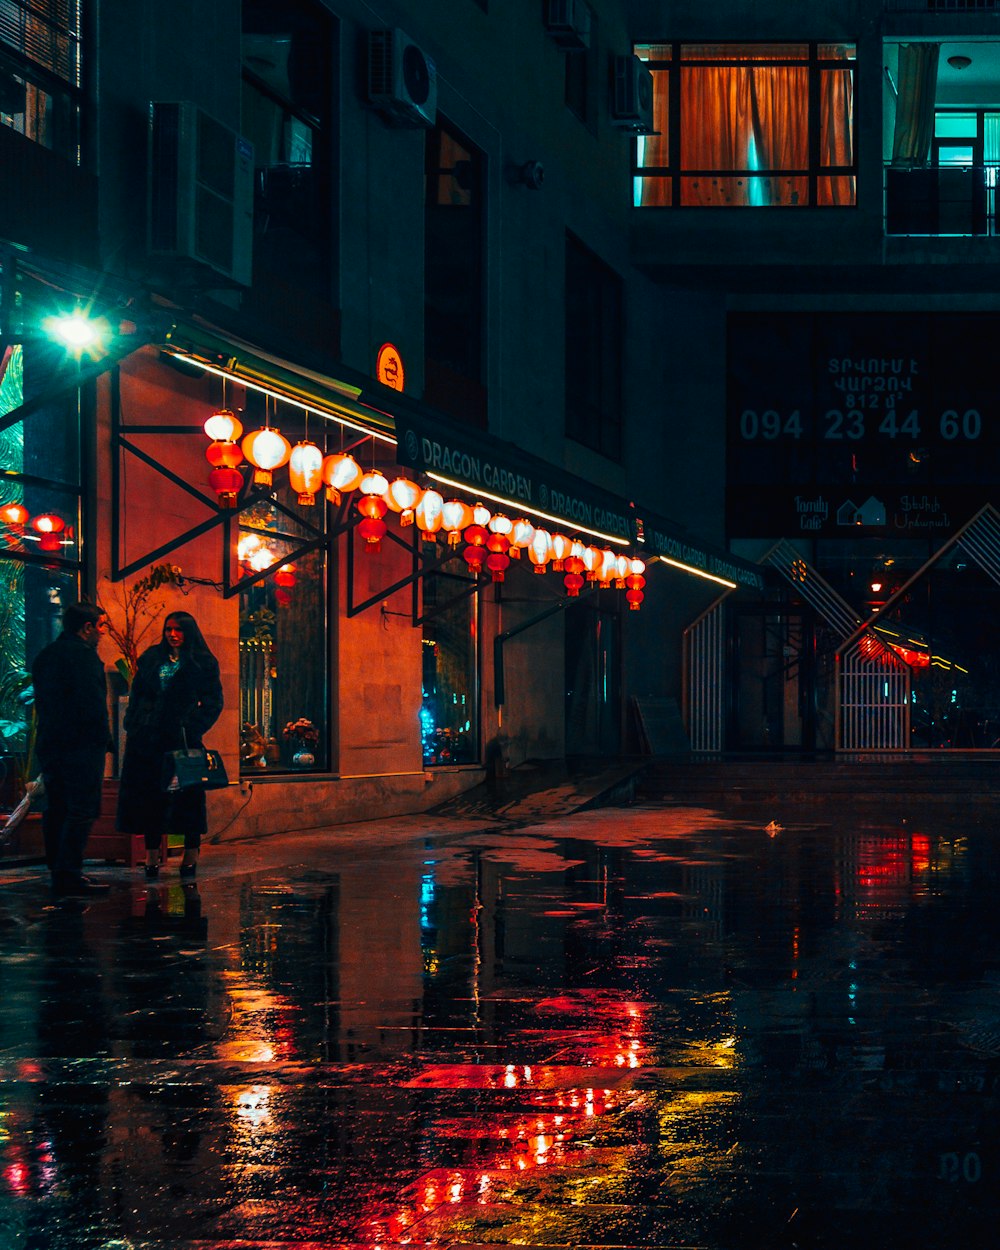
xmin=544 ymin=0 xmax=591 ymax=51
xmin=610 ymin=54 xmax=655 ymax=133
xmin=367 ymin=28 xmax=437 ymax=128
xmin=148 ymin=101 xmax=254 ymax=286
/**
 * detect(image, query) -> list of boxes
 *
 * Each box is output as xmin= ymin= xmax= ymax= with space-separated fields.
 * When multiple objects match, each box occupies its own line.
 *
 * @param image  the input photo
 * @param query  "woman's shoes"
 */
xmin=179 ymin=862 xmax=197 ymax=878
xmin=144 ymin=862 xmax=159 ymax=880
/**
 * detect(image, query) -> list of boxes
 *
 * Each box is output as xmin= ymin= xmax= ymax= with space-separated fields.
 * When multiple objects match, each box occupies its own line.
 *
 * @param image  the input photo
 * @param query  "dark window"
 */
xmin=634 ymin=42 xmax=856 ymax=207
xmin=0 ymin=0 xmax=83 ymax=163
xmin=565 ymin=3 xmax=596 ymax=126
xmin=424 ymin=120 xmax=486 ymax=426
xmin=241 ymin=0 xmax=333 ymax=316
xmin=565 ymin=233 xmax=622 ymax=460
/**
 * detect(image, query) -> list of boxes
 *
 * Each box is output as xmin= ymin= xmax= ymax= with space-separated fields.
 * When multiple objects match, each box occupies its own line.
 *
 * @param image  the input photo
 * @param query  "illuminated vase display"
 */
xmin=292 ymin=742 xmax=315 ymax=768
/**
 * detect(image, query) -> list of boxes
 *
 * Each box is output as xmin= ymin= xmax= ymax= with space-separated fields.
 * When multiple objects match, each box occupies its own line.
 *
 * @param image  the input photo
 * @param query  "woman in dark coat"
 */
xmin=117 ymin=611 xmax=223 ymax=878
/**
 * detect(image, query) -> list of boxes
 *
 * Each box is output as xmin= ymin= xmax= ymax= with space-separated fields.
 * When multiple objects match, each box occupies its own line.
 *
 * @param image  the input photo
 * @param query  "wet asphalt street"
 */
xmin=0 ymin=799 xmax=999 ymax=1249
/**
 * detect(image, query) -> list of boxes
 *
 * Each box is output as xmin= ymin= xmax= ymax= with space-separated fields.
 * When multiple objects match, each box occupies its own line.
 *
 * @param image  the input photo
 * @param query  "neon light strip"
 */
xmin=426 ymin=471 xmax=630 ymax=547
xmin=166 ymin=352 xmax=398 ymax=448
xmin=657 ymin=555 xmax=737 ymax=588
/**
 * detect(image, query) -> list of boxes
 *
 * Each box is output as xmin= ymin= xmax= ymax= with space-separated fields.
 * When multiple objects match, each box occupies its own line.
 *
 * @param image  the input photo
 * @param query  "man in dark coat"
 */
xmin=31 ymin=601 xmax=113 ymax=897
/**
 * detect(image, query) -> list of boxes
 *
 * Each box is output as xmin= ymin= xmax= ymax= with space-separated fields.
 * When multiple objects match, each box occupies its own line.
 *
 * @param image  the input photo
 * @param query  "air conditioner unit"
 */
xmin=545 ymin=0 xmax=591 ymax=51
xmin=610 ymin=54 xmax=655 ymax=133
xmin=367 ymin=28 xmax=437 ymax=128
xmin=148 ymin=102 xmax=254 ymax=286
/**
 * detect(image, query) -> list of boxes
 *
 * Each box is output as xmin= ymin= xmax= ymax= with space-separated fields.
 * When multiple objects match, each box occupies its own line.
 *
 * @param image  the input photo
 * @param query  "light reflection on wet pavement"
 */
xmin=1 ymin=803 xmax=999 ymax=1247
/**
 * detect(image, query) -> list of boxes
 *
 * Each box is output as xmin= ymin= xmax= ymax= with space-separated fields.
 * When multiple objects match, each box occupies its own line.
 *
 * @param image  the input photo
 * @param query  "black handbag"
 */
xmin=162 ymin=731 xmax=229 ymax=793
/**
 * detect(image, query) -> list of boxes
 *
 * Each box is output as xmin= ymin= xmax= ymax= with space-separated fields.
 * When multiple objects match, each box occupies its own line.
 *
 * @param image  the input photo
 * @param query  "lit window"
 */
xmin=633 ymin=42 xmax=856 ymax=208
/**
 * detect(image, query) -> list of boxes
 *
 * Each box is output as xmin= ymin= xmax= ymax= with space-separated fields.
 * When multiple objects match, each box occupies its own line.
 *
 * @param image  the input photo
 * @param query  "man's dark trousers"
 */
xmin=42 ymin=746 xmax=106 ymax=880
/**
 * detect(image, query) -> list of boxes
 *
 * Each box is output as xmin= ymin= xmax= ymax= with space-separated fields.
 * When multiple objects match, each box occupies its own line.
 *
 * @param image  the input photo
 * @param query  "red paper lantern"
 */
xmin=463 ymin=545 xmax=486 ymax=573
xmin=275 ymin=588 xmax=292 ymax=608
xmin=626 ymin=573 xmax=646 ymax=592
xmin=564 ymin=572 xmax=585 ymax=597
xmin=464 ymin=523 xmax=489 ymax=548
xmin=0 ymin=502 xmax=29 ymax=527
xmin=486 ymin=551 xmax=510 ymax=582
xmin=208 ymin=466 xmax=244 ymax=508
xmin=564 ymin=555 xmax=585 ymax=577
xmin=357 ymin=494 xmax=388 ymax=521
xmin=486 ymin=532 xmax=510 ymax=555
xmin=626 ymin=588 xmax=644 ymax=611
xmin=205 ymin=439 xmax=244 ymax=469
xmin=357 ymin=516 xmax=387 ymax=550
xmin=274 ymin=564 xmax=297 ymax=588
xmin=32 ymin=513 xmax=67 ymax=552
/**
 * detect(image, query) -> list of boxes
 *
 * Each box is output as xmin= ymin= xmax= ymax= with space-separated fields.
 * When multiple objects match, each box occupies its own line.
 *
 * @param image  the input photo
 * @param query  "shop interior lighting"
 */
xmin=426 ymin=471 xmax=629 ymax=548
xmin=165 ymin=351 xmax=398 ymax=448
xmin=657 ymin=555 xmax=737 ymax=588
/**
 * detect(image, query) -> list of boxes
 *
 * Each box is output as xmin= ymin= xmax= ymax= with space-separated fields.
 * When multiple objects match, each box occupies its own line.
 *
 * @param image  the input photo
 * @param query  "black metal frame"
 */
xmin=346 ymin=518 xmax=485 ymax=624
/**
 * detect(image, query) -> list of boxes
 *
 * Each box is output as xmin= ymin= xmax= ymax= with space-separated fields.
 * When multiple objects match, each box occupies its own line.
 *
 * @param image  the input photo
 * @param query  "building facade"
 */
xmin=2 ymin=0 xmax=762 ymax=843
xmin=629 ymin=0 xmax=1000 ymax=754
xmin=5 ymin=1 xmax=993 ymax=847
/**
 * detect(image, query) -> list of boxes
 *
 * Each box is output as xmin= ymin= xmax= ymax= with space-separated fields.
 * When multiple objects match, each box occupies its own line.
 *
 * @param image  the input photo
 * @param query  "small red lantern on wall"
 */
xmin=31 ymin=513 xmax=66 ymax=551
xmin=274 ymin=563 xmax=297 ymax=589
xmin=0 ymin=502 xmax=29 ymax=528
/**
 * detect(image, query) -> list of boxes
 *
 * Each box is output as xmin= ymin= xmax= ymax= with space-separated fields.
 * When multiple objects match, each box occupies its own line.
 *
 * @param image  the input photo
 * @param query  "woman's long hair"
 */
xmin=158 ymin=611 xmax=216 ymax=666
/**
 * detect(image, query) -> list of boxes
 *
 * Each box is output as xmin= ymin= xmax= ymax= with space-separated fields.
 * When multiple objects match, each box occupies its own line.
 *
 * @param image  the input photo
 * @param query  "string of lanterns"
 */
xmin=204 ymin=408 xmax=646 ymax=609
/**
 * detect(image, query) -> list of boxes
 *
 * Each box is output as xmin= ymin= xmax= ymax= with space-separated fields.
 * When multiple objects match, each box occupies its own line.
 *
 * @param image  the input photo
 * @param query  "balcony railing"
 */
xmin=885 ymin=0 xmax=1000 ymax=11
xmin=885 ymin=163 xmax=1000 ymax=235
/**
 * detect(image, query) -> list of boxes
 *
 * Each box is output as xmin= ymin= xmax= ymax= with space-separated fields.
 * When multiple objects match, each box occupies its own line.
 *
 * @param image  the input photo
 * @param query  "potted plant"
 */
xmin=100 ymin=563 xmax=184 ymax=688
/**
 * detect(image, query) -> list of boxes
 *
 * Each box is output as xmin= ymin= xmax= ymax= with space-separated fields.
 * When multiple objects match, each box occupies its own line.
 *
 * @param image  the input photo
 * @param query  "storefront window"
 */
xmin=237 ymin=427 xmax=327 ymax=774
xmin=0 ymin=331 xmax=83 ymax=782
xmin=421 ymin=572 xmax=479 ymax=766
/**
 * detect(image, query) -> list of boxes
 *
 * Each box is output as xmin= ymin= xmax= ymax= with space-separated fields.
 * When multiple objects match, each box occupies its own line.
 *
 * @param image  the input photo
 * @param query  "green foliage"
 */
xmin=0 ymin=669 xmax=35 ymax=793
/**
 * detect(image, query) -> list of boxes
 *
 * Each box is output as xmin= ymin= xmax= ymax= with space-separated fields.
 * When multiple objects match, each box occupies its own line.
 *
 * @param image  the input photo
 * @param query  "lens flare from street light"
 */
xmin=43 ymin=310 xmax=111 ymax=356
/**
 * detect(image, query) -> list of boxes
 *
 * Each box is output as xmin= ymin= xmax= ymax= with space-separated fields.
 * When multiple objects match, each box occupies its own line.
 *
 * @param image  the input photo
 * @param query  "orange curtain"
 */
xmin=819 ymin=68 xmax=855 ymax=205
xmin=680 ymin=63 xmax=807 ymax=205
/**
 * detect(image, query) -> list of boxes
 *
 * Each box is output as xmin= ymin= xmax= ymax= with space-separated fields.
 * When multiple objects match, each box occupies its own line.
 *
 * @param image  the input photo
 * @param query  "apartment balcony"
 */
xmin=885 ymin=1 xmax=1000 ymax=11
xmin=885 ymin=162 xmax=997 ymax=234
